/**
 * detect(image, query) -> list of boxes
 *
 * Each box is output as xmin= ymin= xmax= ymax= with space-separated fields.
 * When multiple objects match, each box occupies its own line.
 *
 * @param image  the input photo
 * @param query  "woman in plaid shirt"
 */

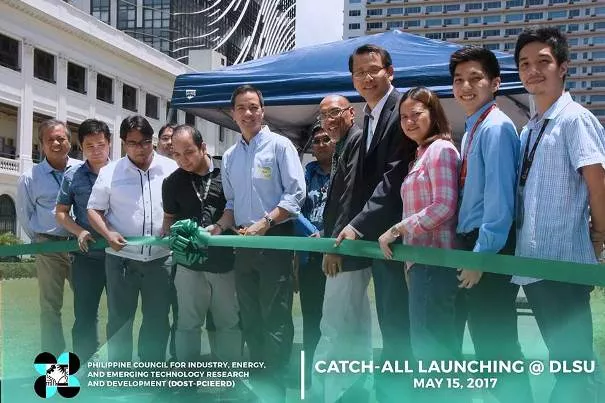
xmin=378 ymin=87 xmax=463 ymax=402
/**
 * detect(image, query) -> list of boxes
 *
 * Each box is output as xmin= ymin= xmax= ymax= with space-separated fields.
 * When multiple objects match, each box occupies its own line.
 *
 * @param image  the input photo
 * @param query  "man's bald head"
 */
xmin=319 ymin=95 xmax=350 ymax=109
xmin=318 ymin=94 xmax=355 ymax=141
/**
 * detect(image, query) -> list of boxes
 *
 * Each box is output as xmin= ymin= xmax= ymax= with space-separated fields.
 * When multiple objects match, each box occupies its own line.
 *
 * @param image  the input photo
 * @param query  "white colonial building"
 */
xmin=0 ymin=0 xmax=239 ymax=240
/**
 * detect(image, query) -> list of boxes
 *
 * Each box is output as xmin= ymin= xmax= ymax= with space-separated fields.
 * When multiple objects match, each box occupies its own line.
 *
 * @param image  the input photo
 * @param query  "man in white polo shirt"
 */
xmin=88 ymin=115 xmax=177 ymax=362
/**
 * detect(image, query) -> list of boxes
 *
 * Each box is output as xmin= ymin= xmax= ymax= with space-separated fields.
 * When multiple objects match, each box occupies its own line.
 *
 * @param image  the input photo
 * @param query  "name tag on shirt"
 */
xmin=254 ymin=166 xmax=272 ymax=180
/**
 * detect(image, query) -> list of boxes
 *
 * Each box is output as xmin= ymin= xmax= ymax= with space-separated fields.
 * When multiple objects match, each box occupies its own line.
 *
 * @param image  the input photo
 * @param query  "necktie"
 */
xmin=365 ymin=114 xmax=374 ymax=152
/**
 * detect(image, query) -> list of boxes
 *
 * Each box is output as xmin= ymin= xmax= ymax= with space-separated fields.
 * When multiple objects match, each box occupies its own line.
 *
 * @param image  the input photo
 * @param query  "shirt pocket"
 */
xmin=253 ymin=157 xmax=275 ymax=181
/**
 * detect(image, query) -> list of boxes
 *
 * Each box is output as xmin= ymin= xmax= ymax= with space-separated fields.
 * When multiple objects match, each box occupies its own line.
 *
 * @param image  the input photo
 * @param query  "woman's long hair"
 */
xmin=401 ymin=87 xmax=453 ymax=146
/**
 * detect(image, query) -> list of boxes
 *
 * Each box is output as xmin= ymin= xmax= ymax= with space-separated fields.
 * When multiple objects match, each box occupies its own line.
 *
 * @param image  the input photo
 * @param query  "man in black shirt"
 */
xmin=161 ymin=124 xmax=241 ymax=363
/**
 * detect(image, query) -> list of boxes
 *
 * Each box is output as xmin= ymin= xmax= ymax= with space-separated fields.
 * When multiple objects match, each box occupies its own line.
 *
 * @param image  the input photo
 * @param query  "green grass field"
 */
xmin=2 ymin=278 xmax=605 ymax=402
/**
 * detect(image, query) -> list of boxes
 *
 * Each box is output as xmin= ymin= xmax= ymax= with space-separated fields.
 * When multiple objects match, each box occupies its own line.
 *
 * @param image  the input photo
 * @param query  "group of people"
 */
xmin=16 ymin=25 xmax=605 ymax=403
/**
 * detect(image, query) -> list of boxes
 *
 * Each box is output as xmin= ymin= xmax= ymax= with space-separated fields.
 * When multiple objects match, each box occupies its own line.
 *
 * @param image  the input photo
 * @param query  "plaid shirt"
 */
xmin=400 ymin=139 xmax=460 ymax=251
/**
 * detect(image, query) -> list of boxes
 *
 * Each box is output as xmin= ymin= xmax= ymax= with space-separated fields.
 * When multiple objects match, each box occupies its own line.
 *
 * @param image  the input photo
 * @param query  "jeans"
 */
xmin=524 ymin=281 xmax=595 ymax=403
xmin=408 ymin=263 xmax=466 ymax=403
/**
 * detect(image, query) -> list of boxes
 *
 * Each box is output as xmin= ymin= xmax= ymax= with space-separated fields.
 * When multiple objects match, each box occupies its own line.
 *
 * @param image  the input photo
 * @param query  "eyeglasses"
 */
xmin=124 ymin=139 xmax=153 ymax=148
xmin=318 ymin=107 xmax=349 ymax=121
xmin=312 ymin=136 xmax=332 ymax=145
xmin=352 ymin=67 xmax=386 ymax=80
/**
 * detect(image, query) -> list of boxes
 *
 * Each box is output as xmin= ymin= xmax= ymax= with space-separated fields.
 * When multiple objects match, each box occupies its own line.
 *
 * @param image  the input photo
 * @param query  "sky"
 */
xmin=296 ymin=0 xmax=344 ymax=48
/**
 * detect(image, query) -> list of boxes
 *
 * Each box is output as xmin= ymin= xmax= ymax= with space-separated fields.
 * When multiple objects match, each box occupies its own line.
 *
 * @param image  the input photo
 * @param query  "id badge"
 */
xmin=516 ymin=187 xmax=525 ymax=231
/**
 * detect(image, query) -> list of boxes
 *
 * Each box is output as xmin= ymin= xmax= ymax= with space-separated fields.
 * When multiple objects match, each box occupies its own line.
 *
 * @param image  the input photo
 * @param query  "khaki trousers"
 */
xmin=35 ymin=234 xmax=72 ymax=355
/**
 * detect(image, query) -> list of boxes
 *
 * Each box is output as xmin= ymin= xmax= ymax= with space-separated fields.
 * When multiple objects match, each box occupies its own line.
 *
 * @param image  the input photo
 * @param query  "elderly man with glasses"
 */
xmin=88 ymin=115 xmax=177 ymax=362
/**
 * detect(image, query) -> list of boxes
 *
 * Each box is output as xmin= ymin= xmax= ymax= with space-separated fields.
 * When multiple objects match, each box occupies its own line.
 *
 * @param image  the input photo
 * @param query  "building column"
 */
xmin=110 ymin=0 xmax=118 ymax=28
xmin=138 ymin=86 xmax=146 ymax=118
xmin=87 ymin=67 xmax=97 ymax=118
xmin=56 ymin=54 xmax=68 ymax=122
xmin=17 ymin=41 xmax=34 ymax=174
xmin=112 ymin=78 xmax=123 ymax=160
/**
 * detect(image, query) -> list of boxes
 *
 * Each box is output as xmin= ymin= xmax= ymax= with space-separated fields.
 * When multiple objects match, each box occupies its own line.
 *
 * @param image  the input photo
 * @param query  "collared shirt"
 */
xmin=363 ymin=85 xmax=394 ymax=151
xmin=301 ymin=160 xmax=330 ymax=231
xmin=56 ymin=160 xmax=103 ymax=237
xmin=401 ymin=139 xmax=460 ymax=254
xmin=87 ymin=152 xmax=177 ymax=261
xmin=457 ymin=101 xmax=520 ymax=254
xmin=222 ymin=126 xmax=306 ymax=227
xmin=17 ymin=157 xmax=82 ymax=239
xmin=513 ymin=92 xmax=605 ymax=285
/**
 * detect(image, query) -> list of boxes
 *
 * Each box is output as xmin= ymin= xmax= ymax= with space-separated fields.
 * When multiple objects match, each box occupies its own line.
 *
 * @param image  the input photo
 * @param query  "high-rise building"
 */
xmin=72 ymin=0 xmax=296 ymax=65
xmin=343 ymin=0 xmax=605 ymax=125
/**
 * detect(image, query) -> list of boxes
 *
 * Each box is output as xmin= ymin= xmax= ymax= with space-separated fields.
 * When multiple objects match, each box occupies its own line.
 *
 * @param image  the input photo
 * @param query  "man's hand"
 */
xmin=457 ymin=269 xmax=483 ymax=289
xmin=244 ymin=219 xmax=270 ymax=236
xmin=205 ymin=224 xmax=223 ymax=236
xmin=106 ymin=231 xmax=127 ymax=252
xmin=591 ymin=229 xmax=605 ymax=261
xmin=335 ymin=225 xmax=359 ymax=246
xmin=77 ymin=230 xmax=95 ymax=253
xmin=322 ymin=253 xmax=342 ymax=277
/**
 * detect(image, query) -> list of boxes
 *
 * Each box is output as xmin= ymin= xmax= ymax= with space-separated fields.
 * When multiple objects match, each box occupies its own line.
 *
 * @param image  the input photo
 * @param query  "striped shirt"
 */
xmin=513 ymin=92 xmax=605 ymax=285
xmin=400 ymin=139 xmax=460 ymax=256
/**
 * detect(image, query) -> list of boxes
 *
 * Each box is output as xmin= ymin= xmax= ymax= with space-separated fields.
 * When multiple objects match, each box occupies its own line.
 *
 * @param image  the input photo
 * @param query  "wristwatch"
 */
xmin=263 ymin=215 xmax=275 ymax=227
xmin=390 ymin=225 xmax=400 ymax=239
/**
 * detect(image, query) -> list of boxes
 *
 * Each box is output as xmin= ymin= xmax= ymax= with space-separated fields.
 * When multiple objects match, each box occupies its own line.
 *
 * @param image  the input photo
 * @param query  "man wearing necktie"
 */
xmin=17 ymin=119 xmax=82 ymax=355
xmin=317 ymin=44 xmax=417 ymax=403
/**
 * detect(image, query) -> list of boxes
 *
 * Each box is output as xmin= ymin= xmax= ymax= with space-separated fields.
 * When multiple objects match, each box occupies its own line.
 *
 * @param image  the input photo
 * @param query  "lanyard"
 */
xmin=49 ymin=171 xmax=62 ymax=187
xmin=191 ymin=176 xmax=212 ymax=206
xmin=518 ymin=119 xmax=551 ymax=188
xmin=459 ymin=103 xmax=497 ymax=188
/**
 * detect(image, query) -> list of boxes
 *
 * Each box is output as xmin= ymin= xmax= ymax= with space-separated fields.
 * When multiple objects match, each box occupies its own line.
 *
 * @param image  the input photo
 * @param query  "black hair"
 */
xmin=514 ymin=26 xmax=569 ymax=67
xmin=77 ymin=119 xmax=111 ymax=146
xmin=230 ymin=85 xmax=265 ymax=108
xmin=449 ymin=46 xmax=501 ymax=80
xmin=119 ymin=115 xmax=154 ymax=141
xmin=158 ymin=123 xmax=176 ymax=138
xmin=172 ymin=124 xmax=204 ymax=148
xmin=348 ymin=44 xmax=393 ymax=73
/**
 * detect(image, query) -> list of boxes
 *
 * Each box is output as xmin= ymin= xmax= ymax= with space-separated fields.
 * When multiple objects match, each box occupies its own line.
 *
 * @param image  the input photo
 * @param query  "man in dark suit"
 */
xmin=313 ymin=93 xmax=367 ymax=403
xmin=317 ymin=45 xmax=416 ymax=403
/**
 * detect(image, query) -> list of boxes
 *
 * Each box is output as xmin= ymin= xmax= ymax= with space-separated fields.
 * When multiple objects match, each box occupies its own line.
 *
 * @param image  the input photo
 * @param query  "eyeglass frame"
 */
xmin=317 ymin=106 xmax=353 ymax=122
xmin=311 ymin=135 xmax=333 ymax=145
xmin=351 ymin=66 xmax=387 ymax=80
xmin=124 ymin=139 xmax=154 ymax=148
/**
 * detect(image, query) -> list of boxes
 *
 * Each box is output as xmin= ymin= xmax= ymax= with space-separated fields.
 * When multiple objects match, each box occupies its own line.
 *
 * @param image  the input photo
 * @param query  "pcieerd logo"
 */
xmin=33 ymin=352 xmax=81 ymax=398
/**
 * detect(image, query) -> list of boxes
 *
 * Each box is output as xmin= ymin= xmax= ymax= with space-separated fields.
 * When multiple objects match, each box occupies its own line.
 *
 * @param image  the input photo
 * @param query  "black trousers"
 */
xmin=299 ymin=253 xmax=326 ymax=383
xmin=455 ymin=228 xmax=533 ymax=403
xmin=234 ymin=225 xmax=294 ymax=402
xmin=372 ymin=259 xmax=412 ymax=403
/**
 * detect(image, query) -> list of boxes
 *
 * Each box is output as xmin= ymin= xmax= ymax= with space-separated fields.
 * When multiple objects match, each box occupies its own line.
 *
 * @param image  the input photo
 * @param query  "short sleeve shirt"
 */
xmin=57 ymin=161 xmax=100 ymax=237
xmin=162 ymin=166 xmax=234 ymax=272
xmin=513 ymin=92 xmax=605 ymax=284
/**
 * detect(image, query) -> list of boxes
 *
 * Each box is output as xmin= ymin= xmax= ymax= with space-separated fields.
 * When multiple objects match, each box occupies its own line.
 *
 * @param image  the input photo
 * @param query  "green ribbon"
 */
xmin=2 ymin=219 xmax=603 ymax=288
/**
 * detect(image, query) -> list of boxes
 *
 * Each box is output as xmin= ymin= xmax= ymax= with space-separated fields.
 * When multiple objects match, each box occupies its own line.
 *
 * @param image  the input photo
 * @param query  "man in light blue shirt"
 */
xmin=514 ymin=27 xmax=605 ymax=403
xmin=209 ymin=85 xmax=305 ymax=400
xmin=17 ymin=119 xmax=81 ymax=355
xmin=450 ymin=47 xmax=532 ymax=403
